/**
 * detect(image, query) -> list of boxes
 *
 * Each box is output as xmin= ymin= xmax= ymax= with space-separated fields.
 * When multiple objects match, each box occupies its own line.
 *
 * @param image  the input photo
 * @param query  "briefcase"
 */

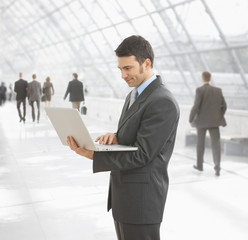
xmin=81 ymin=105 xmax=87 ymax=115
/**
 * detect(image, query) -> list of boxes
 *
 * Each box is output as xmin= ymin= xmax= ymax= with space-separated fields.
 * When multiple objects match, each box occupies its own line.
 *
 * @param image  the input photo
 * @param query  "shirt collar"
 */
xmin=137 ymin=74 xmax=156 ymax=97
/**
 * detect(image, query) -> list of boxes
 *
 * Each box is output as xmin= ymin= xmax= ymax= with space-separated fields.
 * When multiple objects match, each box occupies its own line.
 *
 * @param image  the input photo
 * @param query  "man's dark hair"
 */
xmin=202 ymin=71 xmax=211 ymax=82
xmin=73 ymin=73 xmax=78 ymax=79
xmin=115 ymin=35 xmax=154 ymax=68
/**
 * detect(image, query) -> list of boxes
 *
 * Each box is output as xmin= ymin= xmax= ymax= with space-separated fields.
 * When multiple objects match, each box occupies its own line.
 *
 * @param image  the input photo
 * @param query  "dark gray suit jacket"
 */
xmin=64 ymin=79 xmax=84 ymax=102
xmin=93 ymin=76 xmax=180 ymax=224
xmin=14 ymin=79 xmax=28 ymax=100
xmin=189 ymin=83 xmax=227 ymax=128
xmin=27 ymin=80 xmax=42 ymax=102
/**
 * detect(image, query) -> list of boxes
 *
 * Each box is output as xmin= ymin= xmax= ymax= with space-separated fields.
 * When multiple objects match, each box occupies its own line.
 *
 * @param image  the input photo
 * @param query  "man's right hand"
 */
xmin=95 ymin=133 xmax=118 ymax=145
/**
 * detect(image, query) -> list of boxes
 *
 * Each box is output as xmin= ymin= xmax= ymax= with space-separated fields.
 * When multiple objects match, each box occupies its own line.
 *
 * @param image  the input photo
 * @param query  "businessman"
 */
xmin=0 ymin=82 xmax=7 ymax=106
xmin=189 ymin=71 xmax=227 ymax=176
xmin=27 ymin=74 xmax=42 ymax=123
xmin=67 ymin=35 xmax=180 ymax=240
xmin=14 ymin=72 xmax=28 ymax=123
xmin=64 ymin=73 xmax=85 ymax=111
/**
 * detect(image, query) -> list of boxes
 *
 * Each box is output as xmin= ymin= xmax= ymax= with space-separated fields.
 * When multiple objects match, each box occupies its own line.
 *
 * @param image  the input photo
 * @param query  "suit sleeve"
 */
xmin=39 ymin=83 xmax=42 ymax=95
xmin=220 ymin=90 xmax=227 ymax=115
xmin=93 ymin=97 xmax=179 ymax=172
xmin=82 ymin=83 xmax=85 ymax=101
xmin=189 ymin=88 xmax=202 ymax=123
xmin=14 ymin=82 xmax=17 ymax=93
xmin=27 ymin=83 xmax=30 ymax=98
xmin=64 ymin=83 xmax=70 ymax=100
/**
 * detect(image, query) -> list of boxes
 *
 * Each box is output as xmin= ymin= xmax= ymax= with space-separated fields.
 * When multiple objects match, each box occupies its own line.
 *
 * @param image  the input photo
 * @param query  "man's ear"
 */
xmin=144 ymin=58 xmax=152 ymax=69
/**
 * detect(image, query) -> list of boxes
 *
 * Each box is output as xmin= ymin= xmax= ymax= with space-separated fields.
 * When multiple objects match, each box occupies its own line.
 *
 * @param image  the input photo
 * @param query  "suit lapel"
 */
xmin=118 ymin=93 xmax=131 ymax=126
xmin=118 ymin=76 xmax=163 ymax=132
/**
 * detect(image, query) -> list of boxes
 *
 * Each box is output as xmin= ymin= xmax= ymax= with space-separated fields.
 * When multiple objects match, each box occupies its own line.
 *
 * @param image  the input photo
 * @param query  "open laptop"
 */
xmin=45 ymin=107 xmax=138 ymax=152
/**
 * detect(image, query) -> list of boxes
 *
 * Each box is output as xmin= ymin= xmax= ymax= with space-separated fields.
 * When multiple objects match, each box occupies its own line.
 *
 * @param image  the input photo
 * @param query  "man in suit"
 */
xmin=27 ymin=74 xmax=42 ymax=123
xmin=14 ymin=72 xmax=28 ymax=123
xmin=64 ymin=73 xmax=85 ymax=111
xmin=67 ymin=35 xmax=180 ymax=240
xmin=0 ymin=82 xmax=7 ymax=106
xmin=189 ymin=71 xmax=227 ymax=176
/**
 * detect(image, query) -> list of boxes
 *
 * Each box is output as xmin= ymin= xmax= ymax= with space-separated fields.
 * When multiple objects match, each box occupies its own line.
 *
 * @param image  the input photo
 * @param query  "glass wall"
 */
xmin=0 ymin=0 xmax=247 ymax=108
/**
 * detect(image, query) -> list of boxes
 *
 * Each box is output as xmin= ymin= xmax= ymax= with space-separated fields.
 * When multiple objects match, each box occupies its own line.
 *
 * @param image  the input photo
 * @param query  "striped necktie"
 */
xmin=129 ymin=88 xmax=137 ymax=108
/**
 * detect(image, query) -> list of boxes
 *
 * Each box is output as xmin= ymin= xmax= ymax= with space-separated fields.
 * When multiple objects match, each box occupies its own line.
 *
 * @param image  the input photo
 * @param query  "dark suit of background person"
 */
xmin=0 ymin=82 xmax=7 ymax=106
xmin=27 ymin=74 xmax=42 ymax=123
xmin=67 ymin=35 xmax=180 ymax=240
xmin=189 ymin=71 xmax=227 ymax=176
xmin=14 ymin=73 xmax=28 ymax=123
xmin=64 ymin=73 xmax=84 ymax=111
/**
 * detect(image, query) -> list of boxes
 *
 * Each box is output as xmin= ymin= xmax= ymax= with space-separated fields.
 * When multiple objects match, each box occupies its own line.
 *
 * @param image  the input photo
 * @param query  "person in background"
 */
xmin=64 ymin=73 xmax=85 ymax=111
xmin=8 ymin=83 xmax=13 ymax=101
xmin=43 ymin=76 xmax=54 ymax=107
xmin=84 ymin=85 xmax=88 ymax=95
xmin=27 ymin=74 xmax=42 ymax=123
xmin=14 ymin=73 xmax=28 ymax=123
xmin=0 ymin=82 xmax=7 ymax=106
xmin=67 ymin=35 xmax=180 ymax=240
xmin=189 ymin=71 xmax=227 ymax=176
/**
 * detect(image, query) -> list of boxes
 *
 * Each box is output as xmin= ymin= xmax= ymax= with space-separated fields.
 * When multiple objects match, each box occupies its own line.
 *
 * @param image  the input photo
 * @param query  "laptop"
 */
xmin=45 ymin=107 xmax=138 ymax=152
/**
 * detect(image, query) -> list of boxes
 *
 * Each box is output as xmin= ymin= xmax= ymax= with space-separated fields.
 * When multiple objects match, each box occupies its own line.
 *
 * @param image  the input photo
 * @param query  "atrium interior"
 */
xmin=0 ymin=1 xmax=247 ymax=240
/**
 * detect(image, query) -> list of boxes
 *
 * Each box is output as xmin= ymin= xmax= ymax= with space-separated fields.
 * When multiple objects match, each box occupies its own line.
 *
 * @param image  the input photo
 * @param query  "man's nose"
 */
xmin=121 ymin=70 xmax=127 ymax=79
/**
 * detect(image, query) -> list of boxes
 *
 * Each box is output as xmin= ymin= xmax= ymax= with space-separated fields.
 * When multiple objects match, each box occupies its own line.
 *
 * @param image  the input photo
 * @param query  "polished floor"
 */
xmin=0 ymin=101 xmax=248 ymax=240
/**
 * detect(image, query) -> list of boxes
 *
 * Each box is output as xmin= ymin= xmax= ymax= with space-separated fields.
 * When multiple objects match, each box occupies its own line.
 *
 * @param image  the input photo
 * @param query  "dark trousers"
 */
xmin=0 ymin=94 xmax=6 ymax=106
xmin=30 ymin=100 xmax=40 ymax=122
xmin=197 ymin=127 xmax=221 ymax=172
xmin=114 ymin=220 xmax=161 ymax=240
xmin=17 ymin=99 xmax=26 ymax=120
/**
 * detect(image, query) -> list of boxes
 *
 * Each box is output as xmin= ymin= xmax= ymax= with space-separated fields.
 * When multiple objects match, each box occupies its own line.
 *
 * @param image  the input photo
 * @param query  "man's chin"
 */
xmin=127 ymin=82 xmax=134 ymax=87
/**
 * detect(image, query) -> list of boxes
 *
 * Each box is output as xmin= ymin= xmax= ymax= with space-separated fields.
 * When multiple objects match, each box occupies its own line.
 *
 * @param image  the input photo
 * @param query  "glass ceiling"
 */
xmin=0 ymin=0 xmax=248 ymax=109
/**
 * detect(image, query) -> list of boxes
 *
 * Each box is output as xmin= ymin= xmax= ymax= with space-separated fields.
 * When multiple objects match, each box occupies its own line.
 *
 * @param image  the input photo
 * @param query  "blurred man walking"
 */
xmin=14 ymin=73 xmax=28 ymax=123
xmin=27 ymin=74 xmax=42 ymax=123
xmin=189 ymin=71 xmax=227 ymax=176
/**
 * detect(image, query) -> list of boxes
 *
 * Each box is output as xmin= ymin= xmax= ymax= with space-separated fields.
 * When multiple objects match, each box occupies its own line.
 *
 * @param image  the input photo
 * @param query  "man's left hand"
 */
xmin=67 ymin=136 xmax=94 ymax=160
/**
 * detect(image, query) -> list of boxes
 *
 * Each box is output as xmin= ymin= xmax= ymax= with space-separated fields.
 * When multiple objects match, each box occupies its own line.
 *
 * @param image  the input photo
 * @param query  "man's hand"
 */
xmin=67 ymin=136 xmax=94 ymax=160
xmin=95 ymin=133 xmax=118 ymax=145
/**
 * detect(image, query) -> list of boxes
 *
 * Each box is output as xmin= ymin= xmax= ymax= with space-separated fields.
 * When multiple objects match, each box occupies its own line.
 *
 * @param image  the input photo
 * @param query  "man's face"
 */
xmin=117 ymin=56 xmax=150 ymax=88
xmin=19 ymin=73 xmax=22 ymax=79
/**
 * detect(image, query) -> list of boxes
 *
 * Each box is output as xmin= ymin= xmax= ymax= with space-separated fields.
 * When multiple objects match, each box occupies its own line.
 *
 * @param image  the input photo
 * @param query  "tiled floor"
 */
xmin=0 ymin=101 xmax=247 ymax=240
